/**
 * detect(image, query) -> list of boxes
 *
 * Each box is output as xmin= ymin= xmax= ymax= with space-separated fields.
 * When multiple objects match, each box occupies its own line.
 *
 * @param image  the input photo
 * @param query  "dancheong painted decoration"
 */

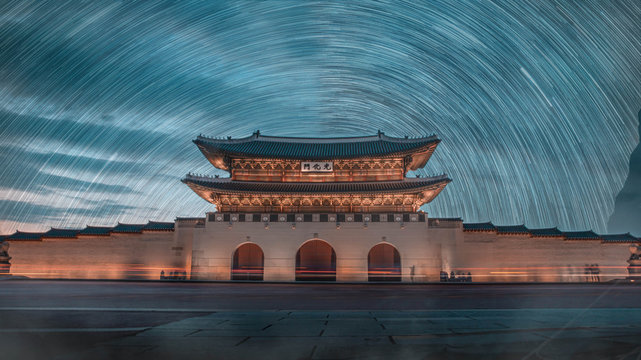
xmin=183 ymin=130 xmax=450 ymax=213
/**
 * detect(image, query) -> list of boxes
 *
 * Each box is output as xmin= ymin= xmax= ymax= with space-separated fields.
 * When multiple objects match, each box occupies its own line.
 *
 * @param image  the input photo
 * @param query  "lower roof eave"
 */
xmin=183 ymin=178 xmax=450 ymax=196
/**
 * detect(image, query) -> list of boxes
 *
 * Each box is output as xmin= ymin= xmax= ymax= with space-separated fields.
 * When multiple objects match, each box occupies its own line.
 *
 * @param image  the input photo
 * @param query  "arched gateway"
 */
xmin=368 ymin=243 xmax=401 ymax=281
xmin=231 ymin=243 xmax=264 ymax=281
xmin=296 ymin=240 xmax=336 ymax=281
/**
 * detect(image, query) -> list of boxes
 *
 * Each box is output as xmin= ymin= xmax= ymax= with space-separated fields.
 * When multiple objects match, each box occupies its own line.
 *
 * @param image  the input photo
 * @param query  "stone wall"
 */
xmin=187 ymin=213 xmax=436 ymax=282
xmin=8 ymin=232 xmax=181 ymax=280
xmin=4 ymin=215 xmax=634 ymax=282
xmin=452 ymin=231 xmax=631 ymax=282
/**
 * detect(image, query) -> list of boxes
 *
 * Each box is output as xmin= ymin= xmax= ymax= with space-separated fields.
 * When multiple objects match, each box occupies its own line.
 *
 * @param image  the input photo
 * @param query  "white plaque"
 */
xmin=301 ymin=161 xmax=333 ymax=172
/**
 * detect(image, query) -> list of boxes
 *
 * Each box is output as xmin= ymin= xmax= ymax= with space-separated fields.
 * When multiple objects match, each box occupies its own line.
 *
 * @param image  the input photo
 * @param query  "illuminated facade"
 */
xmin=182 ymin=131 xmax=450 ymax=281
xmin=183 ymin=130 xmax=449 ymax=213
xmin=2 ymin=131 xmax=639 ymax=282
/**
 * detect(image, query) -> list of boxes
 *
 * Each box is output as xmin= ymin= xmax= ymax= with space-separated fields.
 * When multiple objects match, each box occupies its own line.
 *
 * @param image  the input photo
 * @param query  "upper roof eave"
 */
xmin=194 ymin=132 xmax=440 ymax=169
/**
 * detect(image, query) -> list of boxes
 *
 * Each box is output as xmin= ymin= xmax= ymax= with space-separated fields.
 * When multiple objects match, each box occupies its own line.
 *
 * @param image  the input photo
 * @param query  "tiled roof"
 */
xmin=111 ymin=223 xmax=145 ymax=233
xmin=461 ymin=222 xmax=639 ymax=242
xmin=4 ymin=221 xmax=176 ymax=241
xmin=7 ymin=231 xmax=45 ymax=241
xmin=42 ymin=228 xmax=81 ymax=238
xmin=529 ymin=227 xmax=563 ymax=237
xmin=183 ymin=175 xmax=450 ymax=195
xmin=195 ymin=132 xmax=439 ymax=161
xmin=601 ymin=233 xmax=639 ymax=243
xmin=143 ymin=221 xmax=174 ymax=231
xmin=496 ymin=225 xmax=529 ymax=234
xmin=78 ymin=226 xmax=113 ymax=236
xmin=462 ymin=222 xmax=496 ymax=231
xmin=563 ymin=231 xmax=601 ymax=240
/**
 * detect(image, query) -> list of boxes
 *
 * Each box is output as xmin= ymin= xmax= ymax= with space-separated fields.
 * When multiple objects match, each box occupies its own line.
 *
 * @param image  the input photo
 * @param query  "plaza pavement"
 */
xmin=55 ymin=308 xmax=641 ymax=360
xmin=2 ymin=280 xmax=641 ymax=359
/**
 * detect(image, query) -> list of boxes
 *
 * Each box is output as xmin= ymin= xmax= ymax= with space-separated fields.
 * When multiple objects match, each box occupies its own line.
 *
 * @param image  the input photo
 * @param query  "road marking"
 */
xmin=0 ymin=307 xmax=639 ymax=312
xmin=0 ymin=327 xmax=148 ymax=333
xmin=0 ymin=307 xmax=218 ymax=312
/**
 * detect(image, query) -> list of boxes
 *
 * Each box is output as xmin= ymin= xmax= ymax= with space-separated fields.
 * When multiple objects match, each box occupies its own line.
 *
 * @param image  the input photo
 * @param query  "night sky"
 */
xmin=0 ymin=1 xmax=639 ymax=235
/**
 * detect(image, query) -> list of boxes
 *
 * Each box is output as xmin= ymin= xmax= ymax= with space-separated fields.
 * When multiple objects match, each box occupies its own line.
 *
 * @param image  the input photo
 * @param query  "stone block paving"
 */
xmin=60 ymin=309 xmax=641 ymax=360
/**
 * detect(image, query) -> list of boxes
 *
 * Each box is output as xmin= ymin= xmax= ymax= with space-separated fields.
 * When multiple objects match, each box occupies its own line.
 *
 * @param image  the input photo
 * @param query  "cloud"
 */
xmin=0 ymin=198 xmax=137 ymax=224
xmin=0 ymin=144 xmax=136 ymax=195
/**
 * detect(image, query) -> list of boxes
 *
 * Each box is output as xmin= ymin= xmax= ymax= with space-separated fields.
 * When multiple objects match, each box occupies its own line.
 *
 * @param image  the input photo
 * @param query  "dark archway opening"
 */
xmin=232 ymin=243 xmax=264 ymax=281
xmin=368 ymin=243 xmax=401 ymax=282
xmin=296 ymin=240 xmax=336 ymax=281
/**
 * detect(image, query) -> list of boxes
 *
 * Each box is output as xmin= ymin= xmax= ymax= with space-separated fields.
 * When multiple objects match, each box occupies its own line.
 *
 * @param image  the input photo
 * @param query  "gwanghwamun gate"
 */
xmin=2 ymin=131 xmax=640 ymax=282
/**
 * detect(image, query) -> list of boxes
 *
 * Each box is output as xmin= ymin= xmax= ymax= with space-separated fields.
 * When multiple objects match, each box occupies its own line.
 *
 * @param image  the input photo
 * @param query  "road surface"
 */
xmin=1 ymin=280 xmax=640 ymax=359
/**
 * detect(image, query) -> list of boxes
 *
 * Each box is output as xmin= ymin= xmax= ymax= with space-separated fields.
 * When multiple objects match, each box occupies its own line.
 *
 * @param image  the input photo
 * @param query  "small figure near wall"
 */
xmin=627 ymin=245 xmax=641 ymax=281
xmin=441 ymin=270 xmax=473 ymax=283
xmin=592 ymin=264 xmax=600 ymax=283
xmin=584 ymin=264 xmax=601 ymax=282
xmin=0 ymin=241 xmax=11 ymax=275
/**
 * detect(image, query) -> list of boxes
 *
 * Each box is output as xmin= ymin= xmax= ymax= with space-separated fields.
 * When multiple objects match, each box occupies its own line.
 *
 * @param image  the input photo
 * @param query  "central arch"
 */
xmin=231 ymin=243 xmax=264 ymax=281
xmin=296 ymin=239 xmax=336 ymax=281
xmin=368 ymin=243 xmax=401 ymax=282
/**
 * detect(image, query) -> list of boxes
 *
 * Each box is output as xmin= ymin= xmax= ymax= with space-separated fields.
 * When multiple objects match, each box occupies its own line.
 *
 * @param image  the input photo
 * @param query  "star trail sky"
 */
xmin=0 ymin=1 xmax=640 ymax=234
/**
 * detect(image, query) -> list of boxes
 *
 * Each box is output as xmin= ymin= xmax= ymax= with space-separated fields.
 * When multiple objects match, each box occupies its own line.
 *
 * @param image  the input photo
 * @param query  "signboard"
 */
xmin=301 ymin=161 xmax=333 ymax=172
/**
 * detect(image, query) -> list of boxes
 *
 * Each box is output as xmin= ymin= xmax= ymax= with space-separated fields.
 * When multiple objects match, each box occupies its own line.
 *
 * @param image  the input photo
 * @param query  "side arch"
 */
xmin=368 ymin=243 xmax=401 ymax=282
xmin=231 ymin=242 xmax=264 ymax=281
xmin=295 ymin=239 xmax=336 ymax=281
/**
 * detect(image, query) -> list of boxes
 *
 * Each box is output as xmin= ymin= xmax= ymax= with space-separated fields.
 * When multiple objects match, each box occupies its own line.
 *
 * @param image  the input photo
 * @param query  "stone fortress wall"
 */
xmin=2 ymin=214 xmax=637 ymax=282
xmin=3 ymin=222 xmax=185 ymax=280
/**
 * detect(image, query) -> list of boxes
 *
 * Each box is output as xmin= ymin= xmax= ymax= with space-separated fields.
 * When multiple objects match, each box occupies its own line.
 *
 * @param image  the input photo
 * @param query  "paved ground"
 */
xmin=2 ymin=280 xmax=641 ymax=359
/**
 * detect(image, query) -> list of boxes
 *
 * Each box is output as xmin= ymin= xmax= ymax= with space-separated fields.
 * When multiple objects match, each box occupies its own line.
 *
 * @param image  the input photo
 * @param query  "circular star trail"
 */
xmin=0 ymin=1 xmax=639 ymax=234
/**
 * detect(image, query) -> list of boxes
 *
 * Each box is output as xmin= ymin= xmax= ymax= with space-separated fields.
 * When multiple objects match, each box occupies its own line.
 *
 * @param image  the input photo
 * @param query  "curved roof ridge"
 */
xmin=197 ymin=131 xmax=438 ymax=145
xmin=14 ymin=230 xmax=46 ymax=234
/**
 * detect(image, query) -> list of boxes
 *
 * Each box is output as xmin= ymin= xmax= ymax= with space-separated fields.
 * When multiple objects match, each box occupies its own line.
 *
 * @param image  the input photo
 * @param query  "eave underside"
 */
xmin=183 ymin=176 xmax=450 ymax=213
